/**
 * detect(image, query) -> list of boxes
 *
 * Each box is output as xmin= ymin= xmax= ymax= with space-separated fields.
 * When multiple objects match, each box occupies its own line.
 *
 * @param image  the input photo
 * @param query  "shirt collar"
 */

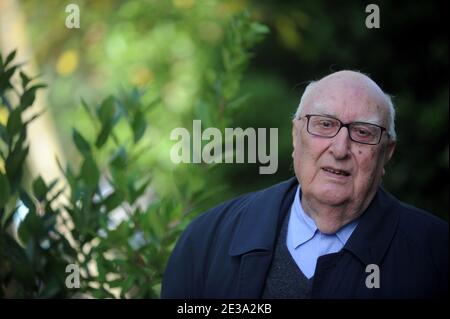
xmin=336 ymin=218 xmax=358 ymax=244
xmin=290 ymin=186 xmax=359 ymax=248
xmin=290 ymin=186 xmax=317 ymax=247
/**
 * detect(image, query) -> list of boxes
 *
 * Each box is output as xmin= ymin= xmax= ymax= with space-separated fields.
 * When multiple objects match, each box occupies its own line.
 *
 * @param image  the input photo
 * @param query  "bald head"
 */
xmin=295 ymin=70 xmax=396 ymax=140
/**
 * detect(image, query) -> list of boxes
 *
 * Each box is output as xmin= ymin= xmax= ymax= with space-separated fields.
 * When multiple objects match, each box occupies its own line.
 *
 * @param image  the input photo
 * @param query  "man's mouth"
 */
xmin=322 ymin=167 xmax=351 ymax=176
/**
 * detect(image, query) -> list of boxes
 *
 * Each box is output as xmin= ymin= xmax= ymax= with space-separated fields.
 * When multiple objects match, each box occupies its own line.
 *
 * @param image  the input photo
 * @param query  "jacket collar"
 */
xmin=229 ymin=177 xmax=298 ymax=256
xmin=229 ymin=177 xmax=400 ymax=266
xmin=344 ymin=187 xmax=400 ymax=265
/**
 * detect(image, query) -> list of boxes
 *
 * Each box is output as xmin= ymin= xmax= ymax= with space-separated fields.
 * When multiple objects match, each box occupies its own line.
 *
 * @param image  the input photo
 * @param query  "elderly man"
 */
xmin=161 ymin=70 xmax=448 ymax=298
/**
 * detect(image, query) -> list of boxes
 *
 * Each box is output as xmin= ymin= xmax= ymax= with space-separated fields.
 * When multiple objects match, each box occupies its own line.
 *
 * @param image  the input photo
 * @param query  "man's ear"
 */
xmin=384 ymin=140 xmax=396 ymax=165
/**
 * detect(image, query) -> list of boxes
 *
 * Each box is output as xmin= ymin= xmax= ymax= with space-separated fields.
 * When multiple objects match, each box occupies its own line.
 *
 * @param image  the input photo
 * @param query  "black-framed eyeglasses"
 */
xmin=300 ymin=114 xmax=389 ymax=145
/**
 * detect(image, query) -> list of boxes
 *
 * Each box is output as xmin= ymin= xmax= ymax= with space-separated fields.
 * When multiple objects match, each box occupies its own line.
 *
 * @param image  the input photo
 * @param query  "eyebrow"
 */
xmin=309 ymin=103 xmax=383 ymax=125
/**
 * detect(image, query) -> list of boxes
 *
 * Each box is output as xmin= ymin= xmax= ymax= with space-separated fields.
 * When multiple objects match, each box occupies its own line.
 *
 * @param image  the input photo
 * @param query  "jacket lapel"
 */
xmin=228 ymin=178 xmax=299 ymax=298
xmin=344 ymin=187 xmax=400 ymax=266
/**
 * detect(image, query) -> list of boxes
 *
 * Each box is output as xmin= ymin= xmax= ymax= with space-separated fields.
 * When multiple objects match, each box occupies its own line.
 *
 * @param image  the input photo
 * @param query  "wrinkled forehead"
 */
xmin=303 ymin=76 xmax=390 ymax=124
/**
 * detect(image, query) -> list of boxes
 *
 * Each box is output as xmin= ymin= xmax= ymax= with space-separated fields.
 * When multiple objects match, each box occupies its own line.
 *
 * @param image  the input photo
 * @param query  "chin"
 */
xmin=315 ymin=187 xmax=351 ymax=206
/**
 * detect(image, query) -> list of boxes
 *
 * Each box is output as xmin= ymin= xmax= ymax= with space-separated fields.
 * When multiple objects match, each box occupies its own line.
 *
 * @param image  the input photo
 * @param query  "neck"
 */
xmin=300 ymin=196 xmax=368 ymax=234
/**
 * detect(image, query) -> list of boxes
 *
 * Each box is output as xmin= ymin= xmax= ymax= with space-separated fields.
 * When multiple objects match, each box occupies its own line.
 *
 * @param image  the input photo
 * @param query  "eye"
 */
xmin=353 ymin=126 xmax=373 ymax=137
xmin=358 ymin=128 xmax=369 ymax=136
xmin=319 ymin=120 xmax=334 ymax=128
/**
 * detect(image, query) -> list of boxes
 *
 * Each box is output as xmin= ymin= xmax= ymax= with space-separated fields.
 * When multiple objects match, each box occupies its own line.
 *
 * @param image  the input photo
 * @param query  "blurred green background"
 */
xmin=0 ymin=0 xmax=448 ymax=298
xmin=22 ymin=0 xmax=448 ymax=217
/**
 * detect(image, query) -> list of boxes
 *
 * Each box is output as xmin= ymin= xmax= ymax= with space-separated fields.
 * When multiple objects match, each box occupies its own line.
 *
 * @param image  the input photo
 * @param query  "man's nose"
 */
xmin=329 ymin=127 xmax=351 ymax=159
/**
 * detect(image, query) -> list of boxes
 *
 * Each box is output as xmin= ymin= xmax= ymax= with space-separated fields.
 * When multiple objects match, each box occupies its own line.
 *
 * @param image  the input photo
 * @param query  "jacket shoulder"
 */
xmin=388 ymin=192 xmax=448 ymax=281
xmin=188 ymin=178 xmax=296 ymax=234
xmin=188 ymin=190 xmax=256 ymax=232
xmin=161 ymin=178 xmax=296 ymax=298
xmin=394 ymin=198 xmax=448 ymax=240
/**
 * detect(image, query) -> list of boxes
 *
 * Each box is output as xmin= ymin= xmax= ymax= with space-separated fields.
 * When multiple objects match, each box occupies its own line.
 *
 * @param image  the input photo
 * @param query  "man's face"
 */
xmin=292 ymin=78 xmax=396 ymax=221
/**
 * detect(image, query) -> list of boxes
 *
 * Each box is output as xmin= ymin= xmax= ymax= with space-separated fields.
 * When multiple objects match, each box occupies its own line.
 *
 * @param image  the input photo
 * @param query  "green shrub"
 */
xmin=0 ymin=11 xmax=268 ymax=298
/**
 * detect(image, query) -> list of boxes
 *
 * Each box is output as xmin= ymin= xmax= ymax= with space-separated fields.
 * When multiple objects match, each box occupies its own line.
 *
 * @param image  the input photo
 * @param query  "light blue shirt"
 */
xmin=287 ymin=186 xmax=359 ymax=279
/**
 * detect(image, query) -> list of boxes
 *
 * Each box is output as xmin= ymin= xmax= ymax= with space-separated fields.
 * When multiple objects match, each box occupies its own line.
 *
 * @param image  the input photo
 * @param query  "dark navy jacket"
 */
xmin=161 ymin=178 xmax=448 ymax=298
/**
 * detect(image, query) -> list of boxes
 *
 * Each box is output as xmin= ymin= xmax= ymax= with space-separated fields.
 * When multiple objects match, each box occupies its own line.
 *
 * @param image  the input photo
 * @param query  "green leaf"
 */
xmin=0 ymin=123 xmax=9 ymax=144
xmin=23 ymin=109 xmax=46 ymax=126
xmin=72 ymin=129 xmax=91 ymax=157
xmin=19 ymin=209 xmax=43 ymax=243
xmin=5 ymin=145 xmax=28 ymax=187
xmin=46 ymin=179 xmax=58 ymax=194
xmin=102 ymin=190 xmax=125 ymax=211
xmin=121 ymin=275 xmax=136 ymax=296
xmin=95 ymin=256 xmax=107 ymax=282
xmin=0 ymin=66 xmax=17 ymax=95
xmin=11 ymin=125 xmax=27 ymax=154
xmin=20 ymin=84 xmax=47 ymax=110
xmin=111 ymin=169 xmax=128 ymax=197
xmin=81 ymin=98 xmax=97 ymax=126
xmin=107 ymin=221 xmax=130 ymax=244
xmin=80 ymin=156 xmax=100 ymax=188
xmin=129 ymin=178 xmax=150 ymax=204
xmin=32 ymin=176 xmax=48 ymax=202
xmin=2 ymin=204 xmax=19 ymax=230
xmin=131 ymin=111 xmax=147 ymax=143
xmin=250 ymin=22 xmax=270 ymax=35
xmin=94 ymin=96 xmax=121 ymax=148
xmin=110 ymin=147 xmax=127 ymax=169
xmin=6 ymin=107 xmax=22 ymax=137
xmin=97 ymin=96 xmax=115 ymax=125
xmin=0 ymin=173 xmax=11 ymax=207
xmin=47 ymin=186 xmax=65 ymax=204
xmin=95 ymin=123 xmax=112 ymax=148
xmin=19 ymin=71 xmax=31 ymax=89
xmin=108 ymin=278 xmax=124 ymax=289
xmin=4 ymin=50 xmax=17 ymax=68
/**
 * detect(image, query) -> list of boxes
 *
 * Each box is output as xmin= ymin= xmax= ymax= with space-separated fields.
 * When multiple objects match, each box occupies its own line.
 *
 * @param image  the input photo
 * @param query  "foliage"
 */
xmin=0 ymin=9 xmax=268 ymax=298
